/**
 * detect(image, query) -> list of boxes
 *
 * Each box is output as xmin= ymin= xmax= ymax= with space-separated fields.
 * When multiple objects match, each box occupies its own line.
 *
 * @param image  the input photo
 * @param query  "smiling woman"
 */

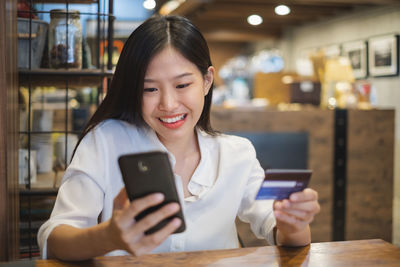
xmin=37 ymin=15 xmax=320 ymax=261
xmin=141 ymin=46 xmax=214 ymax=145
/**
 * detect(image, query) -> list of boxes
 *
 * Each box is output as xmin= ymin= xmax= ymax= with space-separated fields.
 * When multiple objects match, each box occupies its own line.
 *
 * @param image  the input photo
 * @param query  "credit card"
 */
xmin=255 ymin=169 xmax=312 ymax=200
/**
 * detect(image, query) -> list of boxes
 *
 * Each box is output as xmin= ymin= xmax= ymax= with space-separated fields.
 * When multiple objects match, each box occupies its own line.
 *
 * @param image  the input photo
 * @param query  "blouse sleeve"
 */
xmin=37 ymin=128 xmax=109 ymax=259
xmin=236 ymin=142 xmax=276 ymax=245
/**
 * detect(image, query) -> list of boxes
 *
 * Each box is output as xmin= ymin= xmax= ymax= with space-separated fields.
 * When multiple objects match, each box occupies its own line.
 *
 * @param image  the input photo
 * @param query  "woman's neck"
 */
xmin=158 ymin=130 xmax=199 ymax=160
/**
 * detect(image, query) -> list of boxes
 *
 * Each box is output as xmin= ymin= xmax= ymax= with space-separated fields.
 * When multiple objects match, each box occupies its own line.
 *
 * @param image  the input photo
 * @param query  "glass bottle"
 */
xmin=48 ymin=9 xmax=82 ymax=69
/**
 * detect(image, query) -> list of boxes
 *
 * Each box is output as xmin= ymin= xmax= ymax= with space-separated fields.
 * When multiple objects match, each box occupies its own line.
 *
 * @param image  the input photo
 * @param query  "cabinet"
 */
xmin=18 ymin=0 xmax=114 ymax=258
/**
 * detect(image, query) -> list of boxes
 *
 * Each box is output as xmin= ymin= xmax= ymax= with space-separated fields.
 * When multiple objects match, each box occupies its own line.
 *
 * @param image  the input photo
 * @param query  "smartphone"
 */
xmin=255 ymin=169 xmax=312 ymax=200
xmin=118 ymin=151 xmax=186 ymax=235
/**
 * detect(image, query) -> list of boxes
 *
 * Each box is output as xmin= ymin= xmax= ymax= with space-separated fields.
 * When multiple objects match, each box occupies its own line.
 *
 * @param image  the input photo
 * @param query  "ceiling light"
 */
xmin=143 ymin=0 xmax=156 ymax=10
xmin=247 ymin=14 xmax=263 ymax=26
xmin=160 ymin=0 xmax=186 ymax=15
xmin=275 ymin=5 xmax=291 ymax=16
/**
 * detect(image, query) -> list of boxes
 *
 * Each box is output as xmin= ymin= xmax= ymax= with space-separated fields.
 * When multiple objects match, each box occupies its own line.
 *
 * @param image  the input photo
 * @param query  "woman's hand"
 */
xmin=107 ymin=188 xmax=182 ymax=255
xmin=273 ymin=188 xmax=320 ymax=246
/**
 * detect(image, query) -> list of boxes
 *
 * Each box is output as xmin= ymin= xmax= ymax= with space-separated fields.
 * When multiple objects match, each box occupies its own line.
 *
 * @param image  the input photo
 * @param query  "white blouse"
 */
xmin=37 ymin=119 xmax=276 ymax=259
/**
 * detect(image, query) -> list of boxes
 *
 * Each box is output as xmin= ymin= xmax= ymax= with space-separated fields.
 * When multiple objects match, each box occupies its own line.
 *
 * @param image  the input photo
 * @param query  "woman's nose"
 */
xmin=159 ymin=89 xmax=179 ymax=111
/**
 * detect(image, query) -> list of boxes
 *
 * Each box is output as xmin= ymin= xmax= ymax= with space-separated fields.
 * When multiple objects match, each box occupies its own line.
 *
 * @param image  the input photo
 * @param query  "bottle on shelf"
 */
xmin=48 ymin=9 xmax=82 ymax=69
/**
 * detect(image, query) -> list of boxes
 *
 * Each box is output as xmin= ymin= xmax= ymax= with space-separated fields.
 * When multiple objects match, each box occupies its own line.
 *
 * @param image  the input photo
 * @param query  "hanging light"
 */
xmin=275 ymin=5 xmax=291 ymax=16
xmin=247 ymin=14 xmax=263 ymax=26
xmin=143 ymin=0 xmax=156 ymax=10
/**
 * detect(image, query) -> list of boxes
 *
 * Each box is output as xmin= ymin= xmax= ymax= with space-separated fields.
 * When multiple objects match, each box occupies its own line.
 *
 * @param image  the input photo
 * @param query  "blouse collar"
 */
xmin=144 ymin=127 xmax=215 ymax=189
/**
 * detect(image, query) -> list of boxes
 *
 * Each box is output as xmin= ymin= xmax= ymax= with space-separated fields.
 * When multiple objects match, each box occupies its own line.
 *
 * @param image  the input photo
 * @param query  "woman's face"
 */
xmin=142 ymin=46 xmax=214 ymax=144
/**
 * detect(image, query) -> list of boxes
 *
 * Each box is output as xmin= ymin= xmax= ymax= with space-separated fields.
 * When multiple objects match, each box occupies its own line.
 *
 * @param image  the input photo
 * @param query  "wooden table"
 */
xmin=14 ymin=239 xmax=395 ymax=266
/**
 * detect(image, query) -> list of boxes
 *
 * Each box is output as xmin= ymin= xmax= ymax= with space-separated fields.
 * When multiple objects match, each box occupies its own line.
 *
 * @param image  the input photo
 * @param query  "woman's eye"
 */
xmin=176 ymin=83 xmax=190 ymax=89
xmin=144 ymin=88 xmax=157 ymax=92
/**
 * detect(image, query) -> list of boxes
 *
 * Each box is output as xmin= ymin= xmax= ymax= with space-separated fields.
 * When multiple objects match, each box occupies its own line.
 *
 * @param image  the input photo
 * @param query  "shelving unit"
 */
xmin=18 ymin=0 xmax=114 ymax=258
xmin=19 ymin=69 xmax=114 ymax=87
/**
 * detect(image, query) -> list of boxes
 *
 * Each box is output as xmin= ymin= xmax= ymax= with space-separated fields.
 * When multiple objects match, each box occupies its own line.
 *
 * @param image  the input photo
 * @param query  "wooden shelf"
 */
xmin=19 ymin=171 xmax=63 ymax=196
xmin=19 ymin=68 xmax=113 ymax=87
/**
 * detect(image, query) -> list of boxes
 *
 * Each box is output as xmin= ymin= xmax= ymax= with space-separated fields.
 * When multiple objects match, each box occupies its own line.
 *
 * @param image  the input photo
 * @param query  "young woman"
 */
xmin=38 ymin=15 xmax=320 ymax=261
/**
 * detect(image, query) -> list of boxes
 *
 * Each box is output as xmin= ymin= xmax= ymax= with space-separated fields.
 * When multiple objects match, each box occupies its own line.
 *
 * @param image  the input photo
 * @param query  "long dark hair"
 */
xmin=72 ymin=15 xmax=216 ymax=158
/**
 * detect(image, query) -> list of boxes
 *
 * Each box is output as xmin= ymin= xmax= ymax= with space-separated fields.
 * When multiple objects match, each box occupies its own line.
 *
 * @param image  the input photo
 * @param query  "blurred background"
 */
xmin=1 ymin=0 xmax=399 ymax=260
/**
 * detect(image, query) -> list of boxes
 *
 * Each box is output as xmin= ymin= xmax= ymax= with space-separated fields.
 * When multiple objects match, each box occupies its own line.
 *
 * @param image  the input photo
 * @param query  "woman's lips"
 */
xmin=158 ymin=114 xmax=187 ymax=129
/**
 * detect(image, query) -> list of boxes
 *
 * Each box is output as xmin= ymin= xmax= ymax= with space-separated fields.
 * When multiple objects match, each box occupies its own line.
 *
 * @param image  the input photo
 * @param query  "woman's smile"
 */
xmin=158 ymin=114 xmax=187 ymax=129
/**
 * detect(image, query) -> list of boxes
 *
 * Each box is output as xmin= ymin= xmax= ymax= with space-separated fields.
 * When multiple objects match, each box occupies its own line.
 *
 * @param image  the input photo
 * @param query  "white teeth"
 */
xmin=160 ymin=114 xmax=185 ymax=123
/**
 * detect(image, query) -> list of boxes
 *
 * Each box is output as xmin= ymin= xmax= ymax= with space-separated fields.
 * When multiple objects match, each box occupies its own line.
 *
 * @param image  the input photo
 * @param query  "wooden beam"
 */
xmin=214 ymin=0 xmax=399 ymax=6
xmin=0 ymin=0 xmax=19 ymax=261
xmin=194 ymin=9 xmax=328 ymax=23
xmin=193 ymin=18 xmax=301 ymax=30
xmin=288 ymin=0 xmax=400 ymax=5
xmin=202 ymin=2 xmax=354 ymax=14
xmin=159 ymin=0 xmax=208 ymax=16
xmin=204 ymin=30 xmax=278 ymax=42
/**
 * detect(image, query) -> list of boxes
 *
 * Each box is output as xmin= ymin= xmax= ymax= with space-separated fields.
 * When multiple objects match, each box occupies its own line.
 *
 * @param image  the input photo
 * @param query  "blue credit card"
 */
xmin=255 ymin=169 xmax=312 ymax=200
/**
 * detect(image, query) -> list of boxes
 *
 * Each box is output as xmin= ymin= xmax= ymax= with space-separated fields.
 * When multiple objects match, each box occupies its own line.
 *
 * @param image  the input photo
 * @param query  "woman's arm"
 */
xmin=47 ymin=222 xmax=114 ymax=260
xmin=47 ymin=189 xmax=182 ymax=261
xmin=273 ymin=188 xmax=320 ymax=246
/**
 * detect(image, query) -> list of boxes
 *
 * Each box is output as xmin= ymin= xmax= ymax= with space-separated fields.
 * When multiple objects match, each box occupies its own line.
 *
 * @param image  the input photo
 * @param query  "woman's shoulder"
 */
xmin=218 ymin=132 xmax=253 ymax=146
xmin=94 ymin=119 xmax=133 ymax=132
xmin=88 ymin=119 xmax=141 ymax=138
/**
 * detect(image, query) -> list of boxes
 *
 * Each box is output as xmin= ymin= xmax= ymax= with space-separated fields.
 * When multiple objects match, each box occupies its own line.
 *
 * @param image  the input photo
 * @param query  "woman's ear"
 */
xmin=203 ymin=66 xmax=215 ymax=96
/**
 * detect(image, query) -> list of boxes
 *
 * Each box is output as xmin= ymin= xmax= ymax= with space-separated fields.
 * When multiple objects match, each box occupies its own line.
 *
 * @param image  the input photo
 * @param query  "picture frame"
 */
xmin=368 ymin=34 xmax=399 ymax=77
xmin=342 ymin=40 xmax=368 ymax=79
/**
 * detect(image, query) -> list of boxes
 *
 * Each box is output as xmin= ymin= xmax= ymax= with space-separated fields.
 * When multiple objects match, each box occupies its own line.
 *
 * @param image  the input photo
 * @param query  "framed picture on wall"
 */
xmin=342 ymin=40 xmax=368 ymax=79
xmin=368 ymin=34 xmax=399 ymax=77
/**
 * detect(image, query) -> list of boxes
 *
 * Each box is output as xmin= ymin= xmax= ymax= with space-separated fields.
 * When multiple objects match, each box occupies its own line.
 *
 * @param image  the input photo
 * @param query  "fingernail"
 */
xmin=154 ymin=193 xmax=164 ymax=201
xmin=172 ymin=218 xmax=181 ymax=226
xmin=169 ymin=203 xmax=180 ymax=211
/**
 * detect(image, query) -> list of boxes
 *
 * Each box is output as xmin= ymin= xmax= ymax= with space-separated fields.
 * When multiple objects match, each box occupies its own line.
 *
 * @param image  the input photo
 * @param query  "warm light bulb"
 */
xmin=247 ymin=14 xmax=263 ymax=26
xmin=143 ymin=0 xmax=156 ymax=10
xmin=275 ymin=5 xmax=290 ymax=16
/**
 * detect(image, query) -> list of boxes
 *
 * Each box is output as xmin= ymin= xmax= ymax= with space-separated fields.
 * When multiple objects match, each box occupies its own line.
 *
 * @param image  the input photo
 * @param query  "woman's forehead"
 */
xmin=145 ymin=46 xmax=200 ymax=79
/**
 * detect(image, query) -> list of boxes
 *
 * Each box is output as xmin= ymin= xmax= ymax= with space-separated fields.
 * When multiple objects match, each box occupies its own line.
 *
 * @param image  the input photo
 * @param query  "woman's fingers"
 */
xmin=274 ymin=188 xmax=320 ymax=235
xmin=276 ymin=199 xmax=320 ymax=214
xmin=127 ymin=202 xmax=180 ymax=237
xmin=131 ymin=218 xmax=182 ymax=256
xmin=274 ymin=202 xmax=316 ymax=223
xmin=118 ymin=193 xmax=165 ymax=222
xmin=113 ymin=188 xmax=130 ymax=210
xmin=278 ymin=207 xmax=311 ymax=221
xmin=111 ymin=193 xmax=166 ymax=243
xmin=289 ymin=188 xmax=318 ymax=202
xmin=274 ymin=210 xmax=309 ymax=232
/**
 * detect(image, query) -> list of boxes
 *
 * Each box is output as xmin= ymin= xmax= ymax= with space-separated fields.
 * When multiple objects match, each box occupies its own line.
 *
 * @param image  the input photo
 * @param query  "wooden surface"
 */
xmin=211 ymin=107 xmax=335 ymax=242
xmin=346 ymin=110 xmax=394 ymax=241
xmin=27 ymin=239 xmax=400 ymax=266
xmin=0 ymin=0 xmax=19 ymax=261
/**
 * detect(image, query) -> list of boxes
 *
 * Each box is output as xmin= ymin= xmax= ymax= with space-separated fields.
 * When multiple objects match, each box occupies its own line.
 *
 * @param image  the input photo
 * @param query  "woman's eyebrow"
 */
xmin=144 ymin=73 xmax=193 ymax=83
xmin=174 ymin=72 xmax=193 ymax=79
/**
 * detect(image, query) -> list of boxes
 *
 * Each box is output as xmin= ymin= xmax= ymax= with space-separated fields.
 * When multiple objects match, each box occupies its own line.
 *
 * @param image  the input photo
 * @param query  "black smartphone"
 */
xmin=118 ymin=151 xmax=186 ymax=235
xmin=255 ymin=169 xmax=312 ymax=200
